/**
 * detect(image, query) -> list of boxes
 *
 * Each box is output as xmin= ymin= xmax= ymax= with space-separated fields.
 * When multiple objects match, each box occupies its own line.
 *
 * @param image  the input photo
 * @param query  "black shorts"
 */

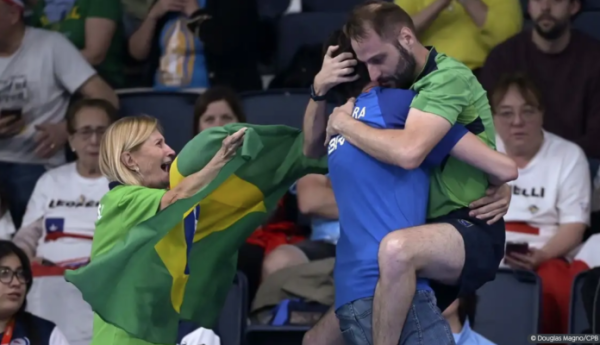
xmin=427 ymin=207 xmax=506 ymax=312
xmin=293 ymin=240 xmax=337 ymax=261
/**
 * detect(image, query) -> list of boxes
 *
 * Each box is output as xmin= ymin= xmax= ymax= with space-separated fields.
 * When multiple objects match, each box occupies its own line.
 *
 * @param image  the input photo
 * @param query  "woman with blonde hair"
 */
xmin=91 ymin=115 xmax=245 ymax=345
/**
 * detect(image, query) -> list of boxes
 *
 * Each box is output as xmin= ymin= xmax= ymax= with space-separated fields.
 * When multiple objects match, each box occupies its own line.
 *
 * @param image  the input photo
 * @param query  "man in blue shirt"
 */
xmin=329 ymin=84 xmax=467 ymax=345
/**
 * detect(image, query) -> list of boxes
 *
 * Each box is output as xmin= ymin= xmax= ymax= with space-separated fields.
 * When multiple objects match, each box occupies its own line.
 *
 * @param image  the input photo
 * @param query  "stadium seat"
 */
xmin=574 ymin=12 xmax=600 ymax=41
xmin=569 ymin=271 xmax=590 ymax=335
xmin=589 ymin=158 xmax=599 ymax=180
xmin=117 ymin=89 xmax=202 ymax=154
xmin=474 ymin=269 xmax=541 ymax=345
xmin=240 ymin=89 xmax=336 ymax=129
xmin=215 ymin=272 xmax=249 ymax=345
xmin=276 ymin=12 xmax=347 ymax=71
xmin=246 ymin=325 xmax=310 ymax=345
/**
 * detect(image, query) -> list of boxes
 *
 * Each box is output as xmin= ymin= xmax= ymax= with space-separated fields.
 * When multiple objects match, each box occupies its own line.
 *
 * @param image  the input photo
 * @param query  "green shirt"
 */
xmin=32 ymin=0 xmax=124 ymax=88
xmin=91 ymin=185 xmax=167 ymax=345
xmin=411 ymin=48 xmax=496 ymax=219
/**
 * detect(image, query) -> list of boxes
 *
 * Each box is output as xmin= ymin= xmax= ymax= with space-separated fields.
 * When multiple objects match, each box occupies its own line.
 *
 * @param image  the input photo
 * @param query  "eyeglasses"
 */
xmin=74 ymin=127 xmax=107 ymax=140
xmin=0 ymin=267 xmax=30 ymax=285
xmin=494 ymin=109 xmax=539 ymax=122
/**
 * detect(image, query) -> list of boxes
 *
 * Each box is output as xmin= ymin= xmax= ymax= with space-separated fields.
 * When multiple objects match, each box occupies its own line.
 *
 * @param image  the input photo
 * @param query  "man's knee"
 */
xmin=262 ymin=245 xmax=308 ymax=277
xmin=378 ymin=231 xmax=418 ymax=275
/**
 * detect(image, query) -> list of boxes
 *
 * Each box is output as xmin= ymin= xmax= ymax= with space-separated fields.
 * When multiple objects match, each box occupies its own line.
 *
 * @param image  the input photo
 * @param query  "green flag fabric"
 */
xmin=65 ymin=124 xmax=327 ymax=344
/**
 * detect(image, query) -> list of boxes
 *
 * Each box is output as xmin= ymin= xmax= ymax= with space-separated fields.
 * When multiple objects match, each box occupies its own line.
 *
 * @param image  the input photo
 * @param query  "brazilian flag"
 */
xmin=65 ymin=124 xmax=327 ymax=344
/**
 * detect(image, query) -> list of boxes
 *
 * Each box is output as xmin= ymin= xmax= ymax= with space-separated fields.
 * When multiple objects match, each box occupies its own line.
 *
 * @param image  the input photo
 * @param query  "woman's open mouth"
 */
xmin=160 ymin=163 xmax=170 ymax=172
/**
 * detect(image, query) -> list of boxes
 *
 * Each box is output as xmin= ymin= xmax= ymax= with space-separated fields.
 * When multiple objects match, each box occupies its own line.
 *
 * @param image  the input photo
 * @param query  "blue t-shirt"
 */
xmin=454 ymin=320 xmax=496 ymax=345
xmin=328 ymin=87 xmax=468 ymax=309
xmin=154 ymin=0 xmax=210 ymax=89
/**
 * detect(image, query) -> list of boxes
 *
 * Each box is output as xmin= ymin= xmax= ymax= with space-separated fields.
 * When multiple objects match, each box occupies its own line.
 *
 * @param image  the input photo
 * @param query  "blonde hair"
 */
xmin=99 ymin=115 xmax=160 ymax=186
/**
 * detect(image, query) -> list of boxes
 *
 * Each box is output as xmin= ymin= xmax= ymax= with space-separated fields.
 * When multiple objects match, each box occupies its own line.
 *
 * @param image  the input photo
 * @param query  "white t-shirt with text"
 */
xmin=0 ymin=27 xmax=96 ymax=166
xmin=21 ymin=162 xmax=108 ymax=263
xmin=497 ymin=131 xmax=591 ymax=254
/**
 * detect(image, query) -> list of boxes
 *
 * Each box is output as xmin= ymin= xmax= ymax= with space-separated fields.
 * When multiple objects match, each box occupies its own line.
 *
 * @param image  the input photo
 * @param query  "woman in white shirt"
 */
xmin=14 ymin=99 xmax=116 ymax=264
xmin=12 ymin=99 xmax=117 ymax=345
xmin=492 ymin=73 xmax=591 ymax=334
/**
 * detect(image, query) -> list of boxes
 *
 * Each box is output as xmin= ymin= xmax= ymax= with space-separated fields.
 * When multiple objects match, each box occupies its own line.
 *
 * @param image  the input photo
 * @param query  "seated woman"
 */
xmin=193 ymin=86 xmax=246 ymax=133
xmin=14 ymin=99 xmax=117 ymax=266
xmin=91 ymin=115 xmax=244 ymax=344
xmin=30 ymin=0 xmax=124 ymax=87
xmin=442 ymin=295 xmax=495 ymax=345
xmin=12 ymin=99 xmax=116 ymax=345
xmin=492 ymin=73 xmax=591 ymax=333
xmin=0 ymin=240 xmax=70 ymax=345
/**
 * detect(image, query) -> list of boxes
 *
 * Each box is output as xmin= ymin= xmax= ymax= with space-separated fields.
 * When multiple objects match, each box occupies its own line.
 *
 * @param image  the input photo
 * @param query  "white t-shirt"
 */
xmin=497 ymin=131 xmax=591 ymax=252
xmin=0 ymin=208 xmax=15 ymax=239
xmin=0 ymin=27 xmax=96 ymax=166
xmin=21 ymin=162 xmax=108 ymax=263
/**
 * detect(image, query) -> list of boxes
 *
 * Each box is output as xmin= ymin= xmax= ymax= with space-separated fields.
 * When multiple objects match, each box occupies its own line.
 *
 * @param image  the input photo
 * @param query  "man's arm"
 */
xmin=451 ymin=132 xmax=518 ymax=185
xmin=296 ymin=175 xmax=338 ymax=219
xmin=303 ymin=46 xmax=358 ymax=158
xmin=335 ymin=107 xmax=454 ymax=169
xmin=76 ymin=75 xmax=119 ymax=109
xmin=50 ymin=31 xmax=119 ymax=108
xmin=333 ymin=75 xmax=469 ymax=169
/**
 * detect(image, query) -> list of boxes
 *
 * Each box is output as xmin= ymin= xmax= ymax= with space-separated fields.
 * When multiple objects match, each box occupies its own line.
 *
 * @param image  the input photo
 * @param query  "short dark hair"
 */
xmin=344 ymin=0 xmax=416 ymax=42
xmin=193 ymin=86 xmax=246 ymax=135
xmin=66 ymin=99 xmax=118 ymax=134
xmin=490 ymin=73 xmax=544 ymax=113
xmin=324 ymin=30 xmax=370 ymax=101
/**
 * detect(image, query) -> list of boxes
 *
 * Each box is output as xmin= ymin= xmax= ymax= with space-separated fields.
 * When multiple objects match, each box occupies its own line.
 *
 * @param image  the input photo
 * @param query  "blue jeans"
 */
xmin=0 ymin=162 xmax=46 ymax=228
xmin=336 ymin=290 xmax=455 ymax=345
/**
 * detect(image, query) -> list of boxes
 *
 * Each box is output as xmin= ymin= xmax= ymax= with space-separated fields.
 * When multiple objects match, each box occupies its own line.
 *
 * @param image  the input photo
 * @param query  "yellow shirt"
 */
xmin=395 ymin=0 xmax=522 ymax=69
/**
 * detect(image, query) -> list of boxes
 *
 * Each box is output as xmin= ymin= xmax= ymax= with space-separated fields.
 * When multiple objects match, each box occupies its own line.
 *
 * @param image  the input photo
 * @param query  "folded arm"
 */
xmin=296 ymin=174 xmax=338 ymax=219
xmin=13 ymin=218 xmax=44 ymax=259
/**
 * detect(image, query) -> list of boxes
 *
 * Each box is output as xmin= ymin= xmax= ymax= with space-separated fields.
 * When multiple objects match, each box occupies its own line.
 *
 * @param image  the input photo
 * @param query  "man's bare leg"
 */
xmin=303 ymin=307 xmax=344 ymax=345
xmin=372 ymin=223 xmax=465 ymax=345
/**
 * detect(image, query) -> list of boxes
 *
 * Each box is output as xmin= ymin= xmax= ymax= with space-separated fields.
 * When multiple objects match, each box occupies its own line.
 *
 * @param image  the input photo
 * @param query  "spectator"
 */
xmin=13 ymin=99 xmax=116 ymax=265
xmin=480 ymin=0 xmax=600 ymax=158
xmin=442 ymin=295 xmax=495 ymax=345
xmin=0 ymin=0 xmax=117 ymax=229
xmin=193 ymin=86 xmax=246 ymax=133
xmin=128 ymin=0 xmax=261 ymax=91
xmin=261 ymin=174 xmax=339 ymax=278
xmin=395 ymin=0 xmax=521 ymax=72
xmin=0 ymin=188 xmax=15 ymax=240
xmin=492 ymin=73 xmax=590 ymax=334
xmin=30 ymin=0 xmax=125 ymax=88
xmin=0 ymin=240 xmax=70 ymax=345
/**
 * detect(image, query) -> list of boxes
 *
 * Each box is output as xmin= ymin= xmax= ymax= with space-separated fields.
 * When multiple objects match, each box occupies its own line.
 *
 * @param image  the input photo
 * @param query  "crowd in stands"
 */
xmin=0 ymin=0 xmax=599 ymax=344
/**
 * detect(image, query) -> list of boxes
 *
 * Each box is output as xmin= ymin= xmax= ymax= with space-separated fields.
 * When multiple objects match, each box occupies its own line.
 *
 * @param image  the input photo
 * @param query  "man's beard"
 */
xmin=377 ymin=42 xmax=417 ymax=89
xmin=533 ymin=15 xmax=569 ymax=40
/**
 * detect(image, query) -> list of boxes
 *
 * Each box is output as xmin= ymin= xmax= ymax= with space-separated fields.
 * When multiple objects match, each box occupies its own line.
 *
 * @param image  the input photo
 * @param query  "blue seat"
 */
xmin=117 ymin=89 xmax=201 ymax=154
xmin=574 ymin=12 xmax=600 ymax=41
xmin=474 ymin=269 xmax=541 ymax=345
xmin=215 ymin=272 xmax=249 ymax=345
xmin=277 ymin=12 xmax=347 ymax=71
xmin=246 ymin=325 xmax=310 ymax=345
xmin=240 ymin=89 xmax=336 ymax=129
xmin=569 ymin=271 xmax=590 ymax=335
